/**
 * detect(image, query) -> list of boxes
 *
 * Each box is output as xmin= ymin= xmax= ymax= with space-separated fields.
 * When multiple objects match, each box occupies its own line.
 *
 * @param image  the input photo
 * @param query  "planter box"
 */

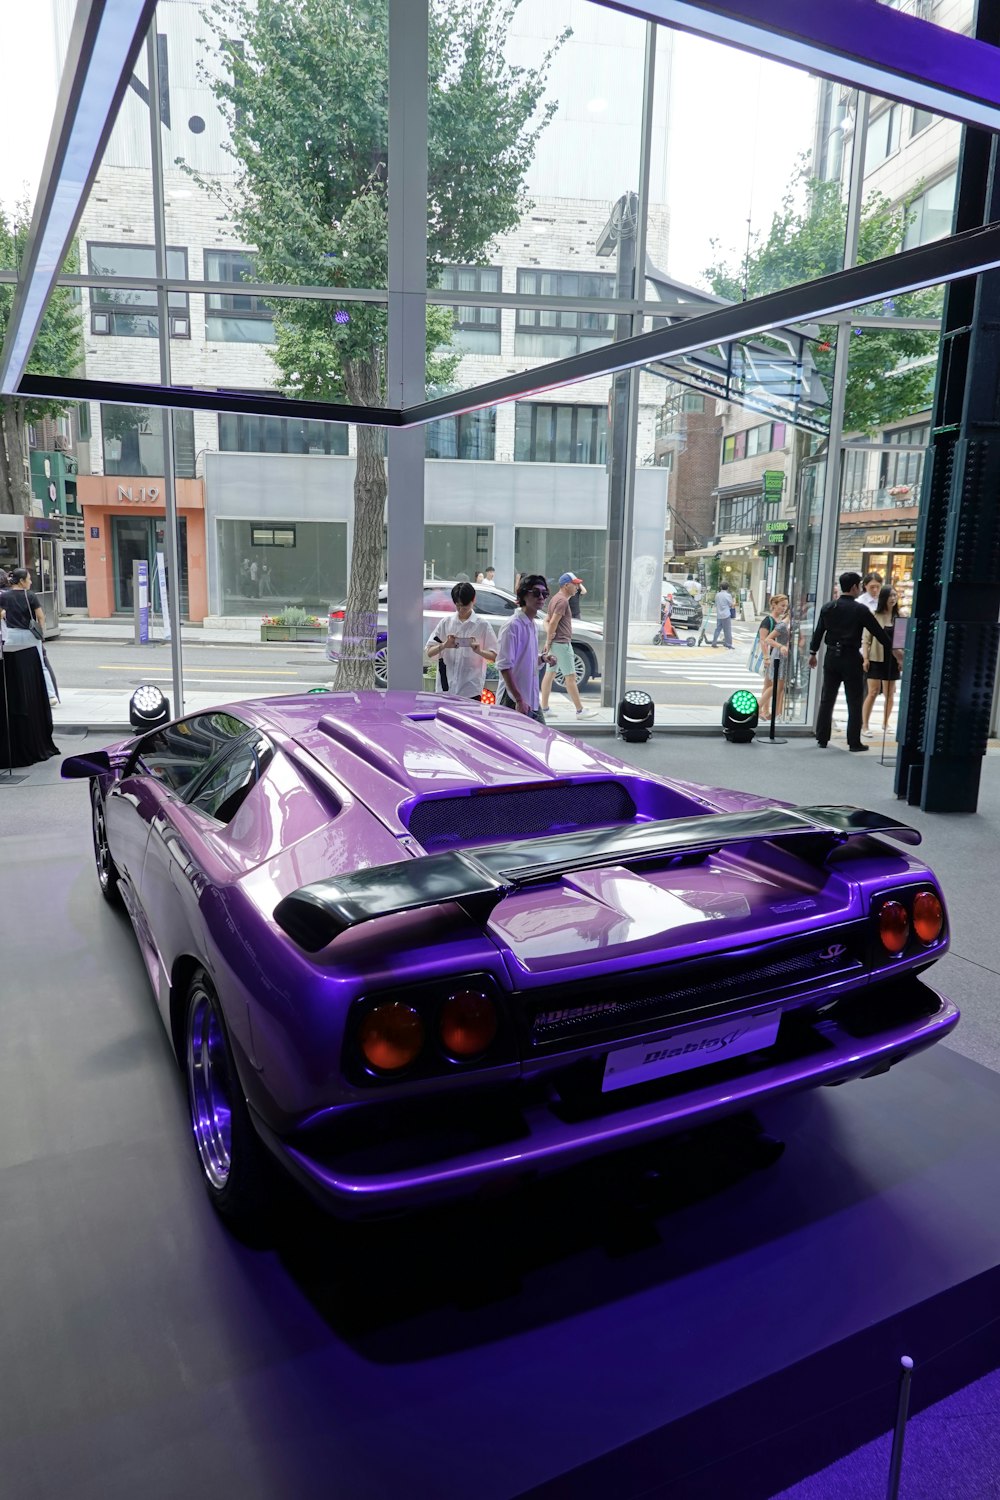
xmin=260 ymin=625 xmax=326 ymax=642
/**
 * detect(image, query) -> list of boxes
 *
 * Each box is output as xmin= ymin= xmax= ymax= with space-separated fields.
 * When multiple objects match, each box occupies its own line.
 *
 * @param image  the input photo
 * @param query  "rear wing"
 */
xmin=273 ymin=803 xmax=921 ymax=953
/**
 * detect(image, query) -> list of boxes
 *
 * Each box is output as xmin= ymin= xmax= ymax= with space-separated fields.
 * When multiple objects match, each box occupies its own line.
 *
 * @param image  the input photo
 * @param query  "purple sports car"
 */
xmin=63 ymin=694 xmax=957 ymax=1228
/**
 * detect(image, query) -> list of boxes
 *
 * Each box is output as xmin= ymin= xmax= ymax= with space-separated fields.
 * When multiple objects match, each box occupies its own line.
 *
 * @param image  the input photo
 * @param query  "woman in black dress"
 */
xmin=0 ymin=568 xmax=58 ymax=767
xmin=862 ymin=585 xmax=902 ymax=739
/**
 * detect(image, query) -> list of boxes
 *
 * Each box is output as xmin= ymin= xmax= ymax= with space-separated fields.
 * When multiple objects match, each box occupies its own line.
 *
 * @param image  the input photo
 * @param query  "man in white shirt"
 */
xmin=496 ymin=574 xmax=554 ymax=722
xmin=710 ymin=585 xmax=735 ymax=649
xmin=858 ymin=571 xmax=883 ymax=611
xmin=425 ymin=582 xmax=498 ymax=699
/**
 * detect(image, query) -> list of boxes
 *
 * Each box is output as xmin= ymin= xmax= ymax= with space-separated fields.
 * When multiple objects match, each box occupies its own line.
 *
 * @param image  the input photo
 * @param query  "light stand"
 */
xmin=757 ymin=651 xmax=787 ymax=746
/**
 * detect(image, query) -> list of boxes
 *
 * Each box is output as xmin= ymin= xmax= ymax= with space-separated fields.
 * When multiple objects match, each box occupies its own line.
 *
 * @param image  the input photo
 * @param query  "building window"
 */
xmin=903 ymin=174 xmax=957 ymax=249
xmin=77 ymin=403 xmax=91 ymax=441
xmin=513 ymin=403 xmax=608 ymax=464
xmin=204 ymin=250 xmax=275 ymax=342
xmin=437 ymin=266 xmax=501 ymax=354
xmin=722 ymin=421 xmax=784 ymax=464
xmin=88 ymin=242 xmax=190 ymax=337
xmin=514 ymin=269 xmax=616 ymax=358
xmin=26 ymin=425 xmax=38 ymax=448
xmin=718 ymin=492 xmax=762 ymax=535
xmin=865 ymin=104 xmax=901 ymax=169
xmin=682 ymin=392 xmax=705 ymax=412
xmin=101 ymin=405 xmax=196 ymax=477
xmin=910 ymin=106 xmax=933 ymax=137
xmin=880 ymin=424 xmax=929 ymax=492
xmin=217 ymin=410 xmax=349 ymax=456
xmin=425 ymin=409 xmax=496 ymax=460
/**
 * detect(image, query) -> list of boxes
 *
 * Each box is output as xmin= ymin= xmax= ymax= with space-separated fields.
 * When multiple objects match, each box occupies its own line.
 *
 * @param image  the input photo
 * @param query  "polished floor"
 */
xmin=2 ymin=730 xmax=999 ymax=1499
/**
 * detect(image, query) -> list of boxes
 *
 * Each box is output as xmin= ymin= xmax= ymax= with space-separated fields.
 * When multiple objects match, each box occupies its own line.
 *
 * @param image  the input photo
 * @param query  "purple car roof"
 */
xmin=242 ymin=691 xmax=633 ymax=823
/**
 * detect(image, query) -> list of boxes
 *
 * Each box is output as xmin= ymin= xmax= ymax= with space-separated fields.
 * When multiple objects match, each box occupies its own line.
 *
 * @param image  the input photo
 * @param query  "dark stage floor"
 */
xmin=2 ymin=738 xmax=999 ymax=1499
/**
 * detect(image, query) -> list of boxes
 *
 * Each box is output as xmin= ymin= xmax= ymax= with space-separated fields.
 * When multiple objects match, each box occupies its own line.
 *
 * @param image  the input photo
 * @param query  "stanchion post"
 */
xmin=759 ymin=651 xmax=787 ymax=745
xmin=886 ymin=1355 xmax=913 ymax=1500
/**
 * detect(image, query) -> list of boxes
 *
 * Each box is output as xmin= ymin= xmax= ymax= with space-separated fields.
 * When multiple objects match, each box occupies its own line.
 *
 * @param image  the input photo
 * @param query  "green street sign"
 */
xmin=763 ymin=469 xmax=784 ymax=503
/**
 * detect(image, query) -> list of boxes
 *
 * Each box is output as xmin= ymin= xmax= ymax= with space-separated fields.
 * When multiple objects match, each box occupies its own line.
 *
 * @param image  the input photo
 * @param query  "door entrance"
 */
xmin=112 ymin=516 xmax=189 ymax=618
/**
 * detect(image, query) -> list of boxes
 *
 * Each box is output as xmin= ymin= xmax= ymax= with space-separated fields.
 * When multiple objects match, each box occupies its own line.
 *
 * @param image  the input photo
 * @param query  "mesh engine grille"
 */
xmin=407 ymin=780 xmax=637 ymax=852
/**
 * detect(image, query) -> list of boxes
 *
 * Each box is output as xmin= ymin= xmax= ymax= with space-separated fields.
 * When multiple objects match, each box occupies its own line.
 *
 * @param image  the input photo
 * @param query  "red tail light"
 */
xmin=878 ymin=900 xmax=910 ymax=954
xmin=913 ymin=890 xmax=944 ymax=944
xmin=359 ymin=1002 xmax=424 ymax=1072
xmin=439 ymin=991 xmax=497 ymax=1058
xmin=329 ymin=609 xmax=345 ymax=621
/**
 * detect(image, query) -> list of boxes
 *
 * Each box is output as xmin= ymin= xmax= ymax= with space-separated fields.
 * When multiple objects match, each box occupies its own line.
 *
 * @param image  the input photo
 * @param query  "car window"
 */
xmin=187 ymin=735 xmax=273 ymax=823
xmin=129 ymin=712 xmax=252 ymax=793
xmin=475 ymin=590 xmax=516 ymax=615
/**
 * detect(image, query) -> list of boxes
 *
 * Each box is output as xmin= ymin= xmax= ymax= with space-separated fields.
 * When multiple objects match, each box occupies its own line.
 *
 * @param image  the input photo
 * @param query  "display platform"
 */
xmin=4 ymin=1021 xmax=1000 ymax=1500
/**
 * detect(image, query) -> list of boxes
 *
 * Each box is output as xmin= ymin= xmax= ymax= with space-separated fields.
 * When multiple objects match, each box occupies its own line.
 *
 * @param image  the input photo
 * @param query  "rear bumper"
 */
xmin=254 ymin=977 xmax=958 ymax=1217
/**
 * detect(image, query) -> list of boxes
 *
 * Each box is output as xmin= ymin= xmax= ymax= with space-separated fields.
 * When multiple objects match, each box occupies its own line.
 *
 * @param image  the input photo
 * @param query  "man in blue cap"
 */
xmin=540 ymin=572 xmax=587 ymax=717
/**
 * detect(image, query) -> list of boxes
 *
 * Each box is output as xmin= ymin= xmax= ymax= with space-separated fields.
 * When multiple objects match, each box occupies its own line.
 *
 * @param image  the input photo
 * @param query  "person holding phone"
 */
xmin=425 ymin=581 xmax=498 ymax=700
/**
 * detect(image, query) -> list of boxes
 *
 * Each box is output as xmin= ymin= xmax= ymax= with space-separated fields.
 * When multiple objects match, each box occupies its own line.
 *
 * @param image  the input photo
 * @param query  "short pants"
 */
xmin=548 ymin=641 xmax=576 ymax=677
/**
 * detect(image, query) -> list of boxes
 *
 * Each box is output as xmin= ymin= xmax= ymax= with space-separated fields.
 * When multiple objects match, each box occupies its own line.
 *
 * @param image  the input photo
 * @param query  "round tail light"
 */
xmin=359 ymin=1002 xmax=424 ymax=1073
xmin=878 ymin=899 xmax=910 ymax=954
xmin=439 ymin=990 xmax=498 ymax=1058
xmin=913 ymin=890 xmax=944 ymax=944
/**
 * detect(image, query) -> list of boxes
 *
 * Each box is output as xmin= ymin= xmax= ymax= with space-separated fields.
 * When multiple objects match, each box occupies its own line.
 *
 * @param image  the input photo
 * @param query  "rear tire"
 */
xmin=91 ymin=781 xmax=123 ymax=907
xmin=185 ymin=970 xmax=271 ymax=1231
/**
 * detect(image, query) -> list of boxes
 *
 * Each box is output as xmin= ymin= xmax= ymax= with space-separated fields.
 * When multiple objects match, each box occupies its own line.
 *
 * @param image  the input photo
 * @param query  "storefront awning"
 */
xmin=685 ymin=533 xmax=757 ymax=557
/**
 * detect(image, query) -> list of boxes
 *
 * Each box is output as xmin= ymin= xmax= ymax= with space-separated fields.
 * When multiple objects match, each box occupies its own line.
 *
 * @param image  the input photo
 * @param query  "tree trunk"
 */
xmin=334 ymin=354 xmax=386 ymax=691
xmin=0 ymin=397 xmax=32 ymax=516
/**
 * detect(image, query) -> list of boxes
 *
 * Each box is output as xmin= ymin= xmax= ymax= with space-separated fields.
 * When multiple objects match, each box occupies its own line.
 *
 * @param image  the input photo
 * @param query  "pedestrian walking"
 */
xmin=710 ymin=583 xmax=735 ymax=649
xmin=540 ymin=573 xmax=586 ymax=717
xmin=496 ymin=573 xmax=554 ymax=723
xmin=862 ymin=586 xmax=903 ymax=738
xmin=424 ymin=581 xmax=498 ymax=700
xmin=858 ymin=571 xmax=882 ymax=612
xmin=809 ymin=571 xmax=895 ymax=751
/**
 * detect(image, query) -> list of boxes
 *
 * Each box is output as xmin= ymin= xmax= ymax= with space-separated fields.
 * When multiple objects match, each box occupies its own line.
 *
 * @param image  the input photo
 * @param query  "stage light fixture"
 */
xmin=722 ymin=689 xmax=759 ymax=743
xmin=129 ymin=684 xmax=171 ymax=731
xmin=617 ymin=690 xmax=655 ymax=743
xmin=480 ymin=688 xmax=496 ymax=705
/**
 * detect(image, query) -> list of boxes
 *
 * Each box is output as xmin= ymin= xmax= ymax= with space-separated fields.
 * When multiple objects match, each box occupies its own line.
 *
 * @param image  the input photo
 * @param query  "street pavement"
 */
xmin=40 ymin=613 xmax=897 ymax=743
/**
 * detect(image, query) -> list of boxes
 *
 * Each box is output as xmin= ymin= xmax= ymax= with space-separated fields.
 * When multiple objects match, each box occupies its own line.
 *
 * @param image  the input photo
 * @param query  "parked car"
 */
xmin=327 ymin=580 xmax=605 ymax=691
xmin=64 ymin=695 xmax=957 ymax=1231
xmin=661 ymin=579 xmax=703 ymax=631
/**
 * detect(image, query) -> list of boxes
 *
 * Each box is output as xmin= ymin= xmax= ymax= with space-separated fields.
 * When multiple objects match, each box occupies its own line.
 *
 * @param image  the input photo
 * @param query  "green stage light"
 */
xmin=722 ymin=689 xmax=759 ymax=743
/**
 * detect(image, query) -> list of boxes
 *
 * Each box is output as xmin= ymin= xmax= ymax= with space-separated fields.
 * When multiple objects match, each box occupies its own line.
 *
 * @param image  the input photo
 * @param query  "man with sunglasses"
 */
xmin=496 ymin=573 xmax=555 ymax=722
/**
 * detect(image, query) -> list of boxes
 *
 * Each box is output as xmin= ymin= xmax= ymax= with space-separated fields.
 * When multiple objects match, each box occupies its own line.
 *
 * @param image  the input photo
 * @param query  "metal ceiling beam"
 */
xmin=596 ymin=0 xmax=1000 ymax=132
xmin=18 ymin=221 xmax=1000 ymax=425
xmin=0 ymin=0 xmax=157 ymax=396
xmin=401 ymin=220 xmax=1000 ymax=426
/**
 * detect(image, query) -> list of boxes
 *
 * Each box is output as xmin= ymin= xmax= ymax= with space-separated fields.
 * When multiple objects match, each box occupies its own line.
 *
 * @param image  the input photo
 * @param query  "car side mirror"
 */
xmin=61 ymin=749 xmax=113 ymax=780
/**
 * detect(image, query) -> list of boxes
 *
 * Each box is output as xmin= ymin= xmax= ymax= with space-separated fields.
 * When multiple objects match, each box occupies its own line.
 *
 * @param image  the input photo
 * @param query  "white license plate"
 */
xmin=601 ymin=1010 xmax=781 ymax=1093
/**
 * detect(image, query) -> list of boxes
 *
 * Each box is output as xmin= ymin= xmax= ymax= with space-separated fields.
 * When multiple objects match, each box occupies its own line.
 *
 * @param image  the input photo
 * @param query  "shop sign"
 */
xmin=864 ymin=531 xmax=893 ymax=546
xmin=763 ymin=469 xmax=784 ymax=503
xmin=765 ymin=520 xmax=791 ymax=540
xmin=117 ymin=484 xmax=161 ymax=505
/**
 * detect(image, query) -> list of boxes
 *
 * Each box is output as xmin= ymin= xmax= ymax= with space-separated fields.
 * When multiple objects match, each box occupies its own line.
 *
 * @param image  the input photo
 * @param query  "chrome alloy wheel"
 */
xmin=187 ymin=989 xmax=234 ymax=1191
xmin=91 ymin=785 xmax=112 ymax=890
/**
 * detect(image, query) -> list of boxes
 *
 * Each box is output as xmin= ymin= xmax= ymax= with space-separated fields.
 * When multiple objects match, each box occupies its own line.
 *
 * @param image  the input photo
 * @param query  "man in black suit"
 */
xmin=809 ymin=571 xmax=895 ymax=751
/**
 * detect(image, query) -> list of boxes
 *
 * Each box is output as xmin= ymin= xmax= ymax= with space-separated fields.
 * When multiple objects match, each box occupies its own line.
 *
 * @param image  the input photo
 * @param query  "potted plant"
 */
xmin=260 ymin=606 xmax=326 ymax=642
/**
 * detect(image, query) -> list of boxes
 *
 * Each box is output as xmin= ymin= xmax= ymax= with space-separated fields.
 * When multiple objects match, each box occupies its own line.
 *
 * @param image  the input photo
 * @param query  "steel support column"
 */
xmin=386 ymin=0 xmax=428 ymax=690
xmin=603 ymin=23 xmax=657 ymax=714
xmin=895 ymin=0 xmax=1000 ymax=813
xmin=146 ymin=25 xmax=184 ymax=715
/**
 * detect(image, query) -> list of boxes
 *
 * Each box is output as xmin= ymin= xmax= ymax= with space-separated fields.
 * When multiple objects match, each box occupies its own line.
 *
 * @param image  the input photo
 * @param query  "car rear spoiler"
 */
xmin=273 ymin=803 xmax=921 ymax=953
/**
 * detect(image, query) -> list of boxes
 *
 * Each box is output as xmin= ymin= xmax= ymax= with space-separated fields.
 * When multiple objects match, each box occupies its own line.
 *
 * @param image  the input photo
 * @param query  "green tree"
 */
xmin=190 ymin=0 xmax=567 ymax=686
xmin=0 ymin=203 xmax=82 ymax=514
xmin=704 ymin=171 xmax=940 ymax=435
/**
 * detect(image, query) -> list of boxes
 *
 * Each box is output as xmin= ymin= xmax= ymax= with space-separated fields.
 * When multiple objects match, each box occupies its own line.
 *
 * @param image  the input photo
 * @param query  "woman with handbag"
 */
xmin=1 ymin=569 xmax=58 ymax=703
xmin=0 ymin=568 xmax=58 ymax=766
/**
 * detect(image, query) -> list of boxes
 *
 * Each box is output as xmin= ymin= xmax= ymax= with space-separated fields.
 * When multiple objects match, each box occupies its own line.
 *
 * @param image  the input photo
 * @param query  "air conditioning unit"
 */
xmin=53 ymin=434 xmax=70 ymax=452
